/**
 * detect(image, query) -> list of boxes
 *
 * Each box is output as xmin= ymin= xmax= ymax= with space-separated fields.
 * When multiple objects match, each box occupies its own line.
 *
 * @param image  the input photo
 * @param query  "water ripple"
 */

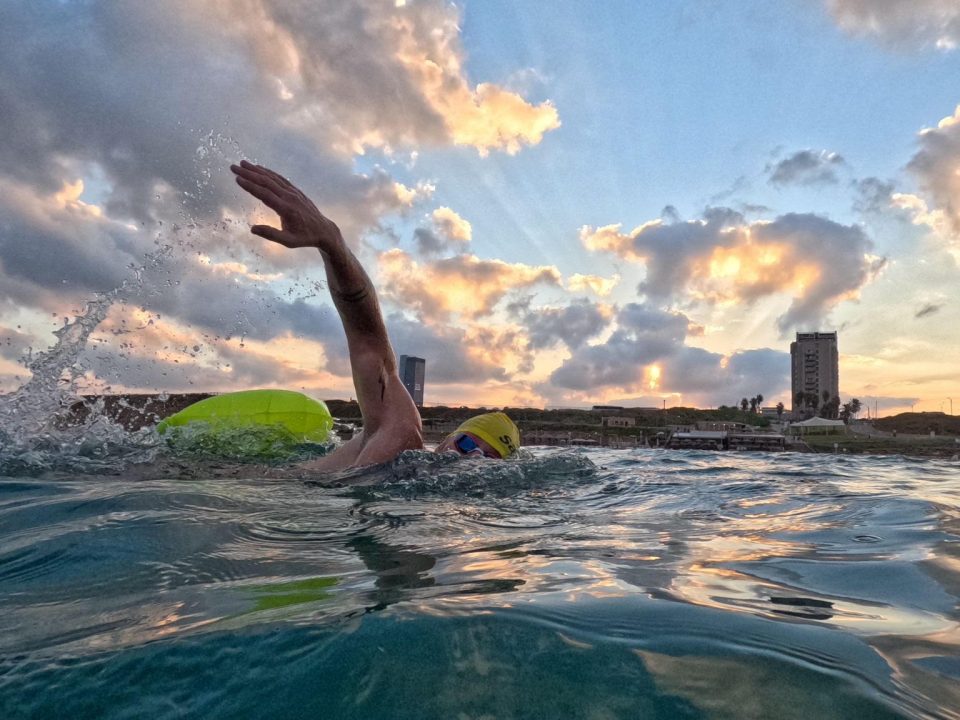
xmin=1 ymin=449 xmax=959 ymax=719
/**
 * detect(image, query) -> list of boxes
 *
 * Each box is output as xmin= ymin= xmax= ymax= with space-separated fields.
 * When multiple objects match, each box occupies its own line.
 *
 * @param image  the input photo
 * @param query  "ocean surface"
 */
xmin=1 ymin=444 xmax=959 ymax=719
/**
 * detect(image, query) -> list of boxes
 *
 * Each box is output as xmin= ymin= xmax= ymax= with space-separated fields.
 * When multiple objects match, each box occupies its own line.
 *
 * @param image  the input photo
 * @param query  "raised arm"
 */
xmin=230 ymin=161 xmax=422 ymax=466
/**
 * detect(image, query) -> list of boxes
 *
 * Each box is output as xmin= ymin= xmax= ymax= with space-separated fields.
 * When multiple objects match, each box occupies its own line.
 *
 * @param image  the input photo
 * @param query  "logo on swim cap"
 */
xmin=454 ymin=412 xmax=520 ymax=458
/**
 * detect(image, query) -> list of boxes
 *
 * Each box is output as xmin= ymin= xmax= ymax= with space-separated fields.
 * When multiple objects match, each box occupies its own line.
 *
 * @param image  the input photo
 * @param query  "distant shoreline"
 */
xmin=65 ymin=393 xmax=959 ymax=458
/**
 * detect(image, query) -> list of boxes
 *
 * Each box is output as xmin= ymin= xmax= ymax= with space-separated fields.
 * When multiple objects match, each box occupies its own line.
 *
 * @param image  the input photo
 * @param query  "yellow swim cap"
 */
xmin=454 ymin=412 xmax=520 ymax=458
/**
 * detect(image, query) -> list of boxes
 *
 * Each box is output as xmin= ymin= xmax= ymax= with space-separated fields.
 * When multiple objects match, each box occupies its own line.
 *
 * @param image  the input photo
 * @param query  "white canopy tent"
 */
xmin=788 ymin=416 xmax=848 ymax=435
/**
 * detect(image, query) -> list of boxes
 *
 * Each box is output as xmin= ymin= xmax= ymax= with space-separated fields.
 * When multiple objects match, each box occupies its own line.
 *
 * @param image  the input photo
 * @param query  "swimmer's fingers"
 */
xmin=251 ymin=224 xmax=298 ymax=248
xmin=234 ymin=175 xmax=289 ymax=214
xmin=233 ymin=161 xmax=297 ymax=199
xmin=232 ymin=162 xmax=323 ymax=220
xmin=246 ymin=161 xmax=297 ymax=193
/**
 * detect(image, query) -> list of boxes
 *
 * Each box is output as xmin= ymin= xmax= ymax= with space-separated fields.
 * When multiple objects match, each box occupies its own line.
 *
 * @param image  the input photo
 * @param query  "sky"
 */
xmin=1 ymin=0 xmax=959 ymax=414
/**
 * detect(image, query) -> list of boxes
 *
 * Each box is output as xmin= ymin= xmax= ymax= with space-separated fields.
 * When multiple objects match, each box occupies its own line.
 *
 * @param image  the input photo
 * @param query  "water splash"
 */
xmin=0 ymin=127 xmax=255 ymax=473
xmin=0 ymin=246 xmax=175 ymax=474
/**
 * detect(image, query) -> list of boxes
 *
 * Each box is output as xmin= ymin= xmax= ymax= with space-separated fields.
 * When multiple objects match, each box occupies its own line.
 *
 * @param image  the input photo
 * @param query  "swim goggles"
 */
xmin=453 ymin=433 xmax=500 ymax=459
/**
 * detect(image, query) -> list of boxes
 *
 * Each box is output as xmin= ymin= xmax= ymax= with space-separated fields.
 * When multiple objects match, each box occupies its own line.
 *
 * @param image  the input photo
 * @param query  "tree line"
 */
xmin=725 ymin=392 xmax=864 ymax=423
xmin=794 ymin=390 xmax=862 ymax=422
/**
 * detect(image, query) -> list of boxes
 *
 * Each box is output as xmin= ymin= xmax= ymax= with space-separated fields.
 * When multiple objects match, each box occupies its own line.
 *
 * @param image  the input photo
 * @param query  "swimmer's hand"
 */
xmin=230 ymin=160 xmax=342 ymax=253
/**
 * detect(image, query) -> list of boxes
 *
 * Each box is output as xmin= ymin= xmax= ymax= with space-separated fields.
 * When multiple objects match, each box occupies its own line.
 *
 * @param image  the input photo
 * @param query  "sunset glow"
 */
xmin=0 ymin=1 xmax=958 ymax=414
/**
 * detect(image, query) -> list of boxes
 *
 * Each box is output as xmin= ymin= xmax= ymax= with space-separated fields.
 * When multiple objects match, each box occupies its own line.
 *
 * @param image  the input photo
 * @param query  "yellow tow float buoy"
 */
xmin=157 ymin=389 xmax=334 ymax=458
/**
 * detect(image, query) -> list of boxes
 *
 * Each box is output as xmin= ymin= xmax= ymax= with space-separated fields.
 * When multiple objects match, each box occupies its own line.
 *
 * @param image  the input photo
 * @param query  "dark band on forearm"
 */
xmin=333 ymin=286 xmax=370 ymax=303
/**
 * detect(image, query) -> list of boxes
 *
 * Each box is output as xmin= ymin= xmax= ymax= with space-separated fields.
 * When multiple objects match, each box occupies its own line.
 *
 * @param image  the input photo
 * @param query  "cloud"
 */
xmin=907 ymin=105 xmax=960 ymax=236
xmin=889 ymin=192 xmax=956 ymax=246
xmin=413 ymin=206 xmax=472 ymax=256
xmin=385 ymin=312 xmax=510 ymax=383
xmin=431 ymin=207 xmax=472 ymax=243
xmin=859 ymin=395 xmax=922 ymax=411
xmin=580 ymin=209 xmax=885 ymax=335
xmin=0 ymin=177 xmax=142 ymax=309
xmin=825 ymin=0 xmax=960 ymax=51
xmin=914 ymin=303 xmax=943 ymax=318
xmin=548 ymin=304 xmax=691 ymax=391
xmin=377 ymin=249 xmax=562 ymax=320
xmin=0 ymin=1 xmax=558 ymax=221
xmin=852 ymin=177 xmax=897 ymax=214
xmin=508 ymin=298 xmax=613 ymax=351
xmin=0 ymin=175 xmax=366 ymax=390
xmin=0 ymin=0 xmax=555 ymax=273
xmin=702 ymin=348 xmax=790 ymax=406
xmin=0 ymin=183 xmax=347 ymax=347
xmin=767 ymin=150 xmax=846 ymax=186
xmin=566 ymin=273 xmax=620 ymax=296
xmin=545 ymin=303 xmax=789 ymax=406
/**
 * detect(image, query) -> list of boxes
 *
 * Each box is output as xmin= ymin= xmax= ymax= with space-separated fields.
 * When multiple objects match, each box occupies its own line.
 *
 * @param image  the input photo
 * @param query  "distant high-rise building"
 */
xmin=790 ymin=332 xmax=839 ymax=415
xmin=399 ymin=355 xmax=425 ymax=407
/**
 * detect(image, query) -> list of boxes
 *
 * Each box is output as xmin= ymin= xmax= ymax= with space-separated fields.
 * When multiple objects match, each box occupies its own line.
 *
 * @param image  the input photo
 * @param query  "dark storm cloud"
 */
xmin=767 ymin=150 xmax=846 ymax=187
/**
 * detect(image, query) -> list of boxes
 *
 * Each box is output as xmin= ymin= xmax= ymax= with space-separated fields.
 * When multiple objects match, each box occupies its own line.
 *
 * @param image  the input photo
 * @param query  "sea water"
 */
xmin=1 ymin=443 xmax=958 ymax=719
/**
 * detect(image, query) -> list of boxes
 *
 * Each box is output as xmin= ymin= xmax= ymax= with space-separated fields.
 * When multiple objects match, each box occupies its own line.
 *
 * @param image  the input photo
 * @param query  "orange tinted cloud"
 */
xmin=392 ymin=6 xmax=560 ymax=155
xmin=908 ymin=105 xmax=960 ymax=238
xmin=377 ymin=249 xmax=562 ymax=320
xmin=580 ymin=211 xmax=883 ymax=334
xmin=431 ymin=206 xmax=472 ymax=243
xmin=90 ymin=304 xmax=343 ymax=392
xmin=580 ymin=222 xmax=656 ymax=261
xmin=566 ymin=272 xmax=620 ymax=296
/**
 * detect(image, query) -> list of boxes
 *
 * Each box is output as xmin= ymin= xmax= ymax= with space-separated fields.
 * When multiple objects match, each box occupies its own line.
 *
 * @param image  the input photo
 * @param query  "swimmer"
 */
xmin=230 ymin=161 xmax=519 ymax=471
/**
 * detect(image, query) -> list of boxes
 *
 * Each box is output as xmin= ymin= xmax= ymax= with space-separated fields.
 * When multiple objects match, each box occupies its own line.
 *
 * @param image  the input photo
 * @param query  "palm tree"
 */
xmin=740 ymin=397 xmax=749 ymax=412
xmin=776 ymin=402 xmax=784 ymax=420
xmin=818 ymin=395 xmax=839 ymax=419
xmin=755 ymin=393 xmax=764 ymax=413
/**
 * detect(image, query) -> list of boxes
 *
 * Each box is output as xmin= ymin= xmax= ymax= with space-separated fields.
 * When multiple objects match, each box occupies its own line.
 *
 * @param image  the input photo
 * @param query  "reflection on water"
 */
xmin=1 ymin=448 xmax=959 ymax=719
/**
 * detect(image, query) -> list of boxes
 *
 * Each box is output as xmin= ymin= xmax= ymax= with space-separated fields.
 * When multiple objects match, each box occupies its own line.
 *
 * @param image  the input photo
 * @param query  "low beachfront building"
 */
xmin=696 ymin=420 xmax=750 ymax=432
xmin=788 ymin=416 xmax=847 ymax=435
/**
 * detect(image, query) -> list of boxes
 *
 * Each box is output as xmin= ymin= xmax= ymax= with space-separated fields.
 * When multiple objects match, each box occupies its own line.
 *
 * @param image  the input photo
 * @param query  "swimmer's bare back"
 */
xmin=231 ymin=161 xmax=423 ymax=471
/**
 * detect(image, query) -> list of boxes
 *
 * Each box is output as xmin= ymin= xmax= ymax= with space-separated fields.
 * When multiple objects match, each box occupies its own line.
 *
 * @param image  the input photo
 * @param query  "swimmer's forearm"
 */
xmin=319 ymin=239 xmax=392 ymax=362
